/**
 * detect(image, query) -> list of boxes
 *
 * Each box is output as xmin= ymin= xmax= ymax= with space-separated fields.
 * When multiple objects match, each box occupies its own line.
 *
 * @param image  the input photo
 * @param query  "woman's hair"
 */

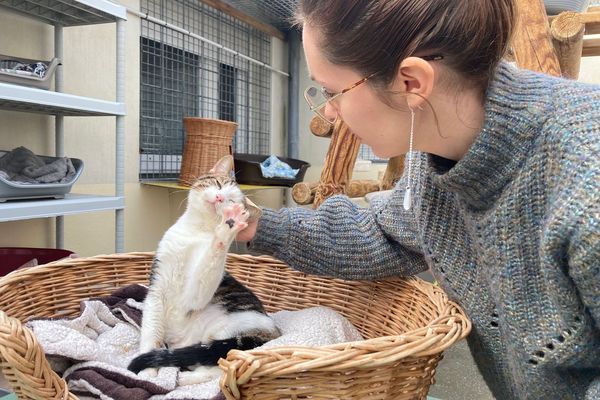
xmin=296 ymin=0 xmax=516 ymax=96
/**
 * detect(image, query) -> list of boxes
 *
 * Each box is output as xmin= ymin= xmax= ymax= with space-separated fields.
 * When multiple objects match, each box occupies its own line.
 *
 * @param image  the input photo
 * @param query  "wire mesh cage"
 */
xmin=140 ymin=0 xmax=272 ymax=180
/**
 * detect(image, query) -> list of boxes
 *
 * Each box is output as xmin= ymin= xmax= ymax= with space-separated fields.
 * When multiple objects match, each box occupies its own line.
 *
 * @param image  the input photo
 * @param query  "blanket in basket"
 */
xmin=26 ymin=284 xmax=363 ymax=400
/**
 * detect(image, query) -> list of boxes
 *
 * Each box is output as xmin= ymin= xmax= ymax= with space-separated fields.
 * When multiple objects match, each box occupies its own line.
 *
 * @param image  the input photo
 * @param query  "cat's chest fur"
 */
xmin=153 ymin=221 xmax=224 ymax=313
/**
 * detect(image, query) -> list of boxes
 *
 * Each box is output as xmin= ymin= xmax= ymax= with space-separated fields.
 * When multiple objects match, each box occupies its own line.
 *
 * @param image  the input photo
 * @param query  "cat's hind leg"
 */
xmin=177 ymin=365 xmax=222 ymax=386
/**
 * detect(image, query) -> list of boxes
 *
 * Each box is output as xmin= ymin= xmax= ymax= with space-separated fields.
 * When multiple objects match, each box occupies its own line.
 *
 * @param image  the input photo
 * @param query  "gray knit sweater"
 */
xmin=249 ymin=63 xmax=600 ymax=400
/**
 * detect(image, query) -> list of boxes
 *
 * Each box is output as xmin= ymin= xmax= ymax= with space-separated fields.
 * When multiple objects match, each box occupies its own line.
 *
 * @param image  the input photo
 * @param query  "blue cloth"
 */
xmin=259 ymin=155 xmax=299 ymax=179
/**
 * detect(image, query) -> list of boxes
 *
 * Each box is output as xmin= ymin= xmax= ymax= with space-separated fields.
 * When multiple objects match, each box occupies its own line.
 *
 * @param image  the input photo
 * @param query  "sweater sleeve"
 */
xmin=567 ymin=175 xmax=600 ymax=329
xmin=248 ymin=187 xmax=428 ymax=280
xmin=570 ymin=186 xmax=600 ymax=399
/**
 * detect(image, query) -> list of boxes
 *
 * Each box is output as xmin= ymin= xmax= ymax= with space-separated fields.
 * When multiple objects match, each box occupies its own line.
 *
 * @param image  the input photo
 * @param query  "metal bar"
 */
xmin=287 ymin=29 xmax=300 ymax=159
xmin=54 ymin=23 xmax=64 ymax=155
xmin=0 ymin=195 xmax=125 ymax=222
xmin=115 ymin=18 xmax=125 ymax=253
xmin=54 ymin=23 xmax=65 ymax=249
xmin=0 ymin=83 xmax=126 ymax=115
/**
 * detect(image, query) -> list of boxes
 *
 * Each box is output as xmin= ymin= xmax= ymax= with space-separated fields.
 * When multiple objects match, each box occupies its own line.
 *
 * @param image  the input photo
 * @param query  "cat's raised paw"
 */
xmin=221 ymin=203 xmax=249 ymax=232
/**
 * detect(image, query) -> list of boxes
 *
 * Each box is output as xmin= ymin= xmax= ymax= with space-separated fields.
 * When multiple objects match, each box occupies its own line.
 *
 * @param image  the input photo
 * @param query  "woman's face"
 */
xmin=302 ymin=24 xmax=412 ymax=158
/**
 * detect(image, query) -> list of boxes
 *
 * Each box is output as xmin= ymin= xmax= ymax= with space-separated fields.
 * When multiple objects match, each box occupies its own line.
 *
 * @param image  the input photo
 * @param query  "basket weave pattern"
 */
xmin=0 ymin=252 xmax=470 ymax=399
xmin=178 ymin=117 xmax=238 ymax=186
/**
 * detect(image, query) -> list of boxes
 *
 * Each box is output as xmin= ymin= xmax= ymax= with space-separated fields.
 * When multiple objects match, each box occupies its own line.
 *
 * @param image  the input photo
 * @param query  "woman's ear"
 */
xmin=392 ymin=57 xmax=435 ymax=110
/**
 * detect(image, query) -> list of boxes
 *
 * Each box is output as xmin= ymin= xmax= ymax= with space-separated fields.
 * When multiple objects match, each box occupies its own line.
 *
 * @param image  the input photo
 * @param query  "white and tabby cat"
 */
xmin=128 ymin=156 xmax=280 ymax=385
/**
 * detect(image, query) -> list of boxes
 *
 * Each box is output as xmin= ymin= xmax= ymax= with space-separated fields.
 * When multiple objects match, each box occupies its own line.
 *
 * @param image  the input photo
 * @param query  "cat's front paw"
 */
xmin=221 ymin=203 xmax=249 ymax=232
xmin=215 ymin=204 xmax=249 ymax=249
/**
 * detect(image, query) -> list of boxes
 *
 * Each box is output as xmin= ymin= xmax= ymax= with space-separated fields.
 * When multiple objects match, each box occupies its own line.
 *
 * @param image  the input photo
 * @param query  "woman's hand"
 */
xmin=236 ymin=218 xmax=258 ymax=242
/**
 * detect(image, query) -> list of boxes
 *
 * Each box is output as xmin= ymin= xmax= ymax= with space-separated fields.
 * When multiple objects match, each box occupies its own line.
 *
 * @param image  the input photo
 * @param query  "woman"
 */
xmin=237 ymin=1 xmax=600 ymax=399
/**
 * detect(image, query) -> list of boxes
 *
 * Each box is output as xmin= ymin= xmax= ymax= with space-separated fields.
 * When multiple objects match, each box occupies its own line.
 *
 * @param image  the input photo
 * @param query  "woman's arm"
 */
xmin=248 ymin=189 xmax=427 ymax=280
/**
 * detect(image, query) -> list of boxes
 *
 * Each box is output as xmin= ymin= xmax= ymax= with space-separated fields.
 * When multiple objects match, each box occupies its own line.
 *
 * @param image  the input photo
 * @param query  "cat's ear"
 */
xmin=209 ymin=155 xmax=234 ymax=177
xmin=245 ymin=197 xmax=262 ymax=221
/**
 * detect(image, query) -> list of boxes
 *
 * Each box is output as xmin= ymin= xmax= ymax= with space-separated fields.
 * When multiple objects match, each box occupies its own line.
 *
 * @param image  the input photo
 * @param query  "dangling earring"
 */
xmin=403 ymin=107 xmax=415 ymax=211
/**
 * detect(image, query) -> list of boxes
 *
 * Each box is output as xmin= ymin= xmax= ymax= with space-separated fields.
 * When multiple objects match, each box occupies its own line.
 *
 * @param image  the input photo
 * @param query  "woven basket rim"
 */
xmin=182 ymin=116 xmax=239 ymax=127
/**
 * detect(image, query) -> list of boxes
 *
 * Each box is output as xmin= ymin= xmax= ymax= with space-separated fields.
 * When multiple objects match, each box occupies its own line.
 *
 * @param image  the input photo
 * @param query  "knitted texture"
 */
xmin=249 ymin=62 xmax=600 ymax=400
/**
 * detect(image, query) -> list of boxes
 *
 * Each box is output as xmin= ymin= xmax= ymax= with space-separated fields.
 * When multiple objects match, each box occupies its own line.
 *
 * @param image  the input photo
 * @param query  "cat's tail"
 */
xmin=127 ymin=336 xmax=267 ymax=373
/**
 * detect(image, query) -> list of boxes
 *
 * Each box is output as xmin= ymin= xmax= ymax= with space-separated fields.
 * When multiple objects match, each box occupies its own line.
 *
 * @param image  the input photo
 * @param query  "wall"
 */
xmin=579 ymin=56 xmax=600 ymax=83
xmin=0 ymin=1 xmax=288 ymax=256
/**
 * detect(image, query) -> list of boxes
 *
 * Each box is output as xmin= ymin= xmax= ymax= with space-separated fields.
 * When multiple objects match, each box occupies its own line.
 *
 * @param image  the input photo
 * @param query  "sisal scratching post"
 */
xmin=313 ymin=120 xmax=361 ymax=208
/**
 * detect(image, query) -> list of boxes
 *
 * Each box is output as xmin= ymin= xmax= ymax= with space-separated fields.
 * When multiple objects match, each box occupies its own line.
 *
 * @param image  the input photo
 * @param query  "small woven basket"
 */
xmin=0 ymin=252 xmax=471 ymax=400
xmin=179 ymin=117 xmax=238 ymax=186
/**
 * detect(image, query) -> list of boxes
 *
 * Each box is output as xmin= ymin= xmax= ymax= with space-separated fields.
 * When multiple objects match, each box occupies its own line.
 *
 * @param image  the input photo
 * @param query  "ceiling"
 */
xmin=220 ymin=0 xmax=299 ymax=31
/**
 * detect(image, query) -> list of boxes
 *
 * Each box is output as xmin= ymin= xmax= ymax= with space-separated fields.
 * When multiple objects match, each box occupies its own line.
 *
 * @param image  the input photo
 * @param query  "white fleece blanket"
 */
xmin=26 ymin=284 xmax=363 ymax=400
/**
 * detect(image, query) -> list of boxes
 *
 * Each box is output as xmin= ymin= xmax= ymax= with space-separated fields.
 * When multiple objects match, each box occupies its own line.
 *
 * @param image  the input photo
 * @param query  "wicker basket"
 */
xmin=0 ymin=252 xmax=471 ymax=400
xmin=179 ymin=117 xmax=238 ymax=186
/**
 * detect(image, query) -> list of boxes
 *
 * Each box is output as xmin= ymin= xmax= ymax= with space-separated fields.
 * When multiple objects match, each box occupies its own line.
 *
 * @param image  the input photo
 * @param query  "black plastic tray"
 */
xmin=233 ymin=153 xmax=310 ymax=187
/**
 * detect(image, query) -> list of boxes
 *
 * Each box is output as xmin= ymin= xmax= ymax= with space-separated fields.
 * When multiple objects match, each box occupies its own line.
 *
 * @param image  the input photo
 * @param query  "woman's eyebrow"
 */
xmin=309 ymin=74 xmax=326 ymax=85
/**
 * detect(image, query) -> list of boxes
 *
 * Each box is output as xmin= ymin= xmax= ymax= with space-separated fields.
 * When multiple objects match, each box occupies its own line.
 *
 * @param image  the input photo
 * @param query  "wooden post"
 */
xmin=291 ymin=181 xmax=318 ymax=205
xmin=551 ymin=12 xmax=585 ymax=79
xmin=380 ymin=155 xmax=405 ymax=190
xmin=346 ymin=180 xmax=381 ymax=198
xmin=313 ymin=120 xmax=361 ymax=208
xmin=583 ymin=37 xmax=600 ymax=57
xmin=309 ymin=115 xmax=333 ymax=138
xmin=584 ymin=11 xmax=600 ymax=35
xmin=512 ymin=0 xmax=561 ymax=76
xmin=293 ymin=179 xmax=383 ymax=204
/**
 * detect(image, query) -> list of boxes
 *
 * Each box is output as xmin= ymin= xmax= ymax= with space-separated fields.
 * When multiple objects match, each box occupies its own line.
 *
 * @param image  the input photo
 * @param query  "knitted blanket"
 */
xmin=27 ymin=285 xmax=363 ymax=400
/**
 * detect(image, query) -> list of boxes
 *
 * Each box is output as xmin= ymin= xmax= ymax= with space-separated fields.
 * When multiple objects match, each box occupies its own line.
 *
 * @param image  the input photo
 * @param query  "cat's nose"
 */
xmin=215 ymin=193 xmax=224 ymax=203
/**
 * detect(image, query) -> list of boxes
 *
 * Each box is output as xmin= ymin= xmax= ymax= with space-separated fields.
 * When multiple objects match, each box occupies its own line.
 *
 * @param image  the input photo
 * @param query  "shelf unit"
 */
xmin=0 ymin=0 xmax=127 ymax=252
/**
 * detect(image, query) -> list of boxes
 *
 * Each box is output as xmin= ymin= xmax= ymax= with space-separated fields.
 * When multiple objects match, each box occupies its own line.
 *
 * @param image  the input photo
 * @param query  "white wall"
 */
xmin=579 ymin=56 xmax=600 ymax=83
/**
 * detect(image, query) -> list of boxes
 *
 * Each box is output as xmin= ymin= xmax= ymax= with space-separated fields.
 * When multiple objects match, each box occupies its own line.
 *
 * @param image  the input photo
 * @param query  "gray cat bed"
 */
xmin=0 ymin=148 xmax=83 ymax=202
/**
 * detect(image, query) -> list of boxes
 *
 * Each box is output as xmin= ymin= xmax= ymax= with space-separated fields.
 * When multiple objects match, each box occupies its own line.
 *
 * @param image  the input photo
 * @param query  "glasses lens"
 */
xmin=304 ymin=86 xmax=336 ymax=123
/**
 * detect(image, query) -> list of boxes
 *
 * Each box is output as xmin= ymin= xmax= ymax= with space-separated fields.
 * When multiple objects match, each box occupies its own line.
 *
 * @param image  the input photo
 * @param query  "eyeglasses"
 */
xmin=303 ymin=55 xmax=444 ymax=124
xmin=304 ymin=74 xmax=373 ymax=124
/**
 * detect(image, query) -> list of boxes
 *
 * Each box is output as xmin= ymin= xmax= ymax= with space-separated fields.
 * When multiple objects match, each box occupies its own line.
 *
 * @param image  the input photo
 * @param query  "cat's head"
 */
xmin=188 ymin=155 xmax=261 ymax=220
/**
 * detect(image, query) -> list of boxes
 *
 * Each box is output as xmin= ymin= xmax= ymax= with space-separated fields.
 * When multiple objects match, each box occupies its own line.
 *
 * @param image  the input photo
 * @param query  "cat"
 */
xmin=128 ymin=155 xmax=280 ymax=386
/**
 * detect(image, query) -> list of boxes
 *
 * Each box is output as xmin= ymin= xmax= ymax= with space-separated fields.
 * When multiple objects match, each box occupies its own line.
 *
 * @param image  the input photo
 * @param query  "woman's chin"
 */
xmin=370 ymin=147 xmax=404 ymax=159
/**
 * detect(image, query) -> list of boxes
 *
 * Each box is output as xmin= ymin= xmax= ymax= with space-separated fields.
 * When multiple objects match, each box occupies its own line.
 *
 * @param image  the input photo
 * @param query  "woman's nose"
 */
xmin=323 ymin=102 xmax=339 ymax=123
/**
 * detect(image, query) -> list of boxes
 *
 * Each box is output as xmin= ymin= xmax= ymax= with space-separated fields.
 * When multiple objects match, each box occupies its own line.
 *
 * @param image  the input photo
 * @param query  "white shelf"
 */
xmin=0 ymin=194 xmax=124 ymax=222
xmin=0 ymin=83 xmax=125 ymax=116
xmin=0 ymin=0 xmax=126 ymax=251
xmin=0 ymin=0 xmax=126 ymax=26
